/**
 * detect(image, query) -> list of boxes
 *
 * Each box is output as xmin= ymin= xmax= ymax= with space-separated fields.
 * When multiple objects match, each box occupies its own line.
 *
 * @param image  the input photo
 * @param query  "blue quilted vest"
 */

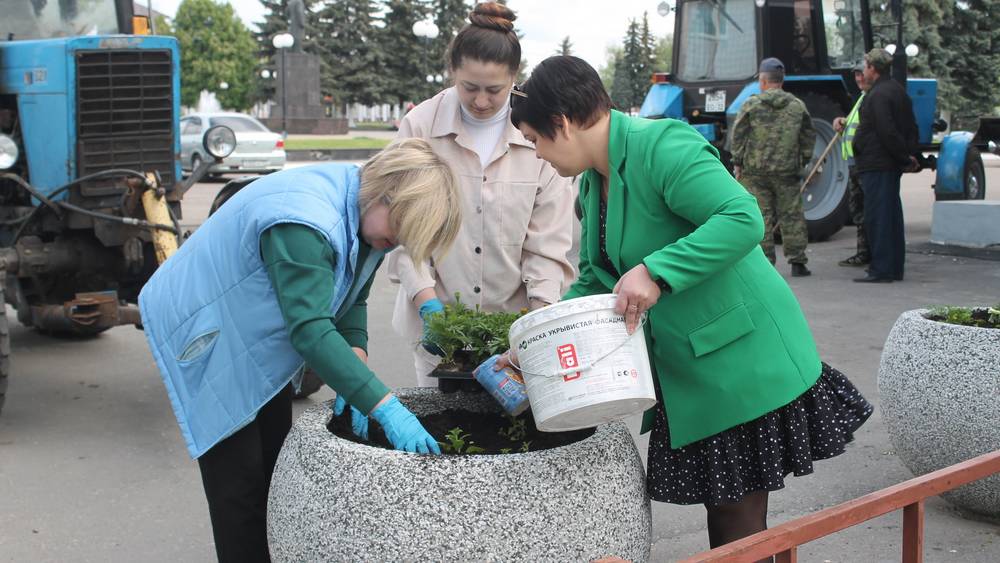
xmin=139 ymin=163 xmax=377 ymax=458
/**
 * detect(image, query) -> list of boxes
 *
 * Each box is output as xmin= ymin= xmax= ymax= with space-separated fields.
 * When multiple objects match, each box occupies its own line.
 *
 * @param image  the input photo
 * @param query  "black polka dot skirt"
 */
xmin=646 ymin=362 xmax=873 ymax=506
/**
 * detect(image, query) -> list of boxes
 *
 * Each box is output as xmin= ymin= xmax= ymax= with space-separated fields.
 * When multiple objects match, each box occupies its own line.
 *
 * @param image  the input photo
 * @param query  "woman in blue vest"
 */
xmin=139 ymin=138 xmax=462 ymax=562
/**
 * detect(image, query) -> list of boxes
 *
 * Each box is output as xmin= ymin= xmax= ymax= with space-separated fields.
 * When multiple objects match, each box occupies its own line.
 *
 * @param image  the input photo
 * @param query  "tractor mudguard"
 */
xmin=936 ymin=132 xmax=974 ymax=196
xmin=639 ymin=83 xmax=685 ymax=120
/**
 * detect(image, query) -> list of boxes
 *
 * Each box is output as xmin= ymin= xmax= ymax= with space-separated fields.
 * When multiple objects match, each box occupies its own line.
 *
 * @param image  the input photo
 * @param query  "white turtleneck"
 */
xmin=459 ymin=102 xmax=510 ymax=170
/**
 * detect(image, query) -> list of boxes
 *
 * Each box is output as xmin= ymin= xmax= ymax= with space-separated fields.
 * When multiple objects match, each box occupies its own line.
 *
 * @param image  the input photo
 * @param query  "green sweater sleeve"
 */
xmin=260 ymin=223 xmax=389 ymax=414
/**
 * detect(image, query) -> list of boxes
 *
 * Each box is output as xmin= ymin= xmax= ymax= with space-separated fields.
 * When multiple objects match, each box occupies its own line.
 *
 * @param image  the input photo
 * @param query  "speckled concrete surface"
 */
xmin=878 ymin=309 xmax=1000 ymax=519
xmin=267 ymin=388 xmax=652 ymax=562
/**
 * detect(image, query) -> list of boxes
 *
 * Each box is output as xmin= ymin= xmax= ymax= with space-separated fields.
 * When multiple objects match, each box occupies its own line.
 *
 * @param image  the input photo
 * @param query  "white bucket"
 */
xmin=507 ymin=294 xmax=656 ymax=432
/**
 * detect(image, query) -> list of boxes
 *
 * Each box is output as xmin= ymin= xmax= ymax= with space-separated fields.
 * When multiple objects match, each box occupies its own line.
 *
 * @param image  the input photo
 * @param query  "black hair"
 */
xmin=448 ymin=2 xmax=520 ymax=74
xmin=510 ymin=56 xmax=613 ymax=139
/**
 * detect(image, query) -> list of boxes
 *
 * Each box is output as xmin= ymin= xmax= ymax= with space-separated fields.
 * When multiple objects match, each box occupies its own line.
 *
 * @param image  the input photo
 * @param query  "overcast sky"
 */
xmin=148 ymin=0 xmax=676 ymax=74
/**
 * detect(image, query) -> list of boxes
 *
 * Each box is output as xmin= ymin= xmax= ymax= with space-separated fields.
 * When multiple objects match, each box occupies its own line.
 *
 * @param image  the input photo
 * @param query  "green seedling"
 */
xmin=500 ymin=448 xmax=512 ymax=454
xmin=928 ymin=304 xmax=1000 ymax=329
xmin=424 ymin=293 xmax=525 ymax=367
xmin=519 ymin=440 xmax=532 ymax=453
xmin=499 ymin=416 xmax=528 ymax=442
xmin=438 ymin=427 xmax=485 ymax=455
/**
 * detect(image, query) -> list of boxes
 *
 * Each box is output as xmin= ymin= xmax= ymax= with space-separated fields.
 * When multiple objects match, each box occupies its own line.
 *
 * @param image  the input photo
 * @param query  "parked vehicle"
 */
xmin=641 ymin=0 xmax=999 ymax=240
xmin=0 ymin=0 xmax=234 ymax=415
xmin=181 ymin=113 xmax=285 ymax=177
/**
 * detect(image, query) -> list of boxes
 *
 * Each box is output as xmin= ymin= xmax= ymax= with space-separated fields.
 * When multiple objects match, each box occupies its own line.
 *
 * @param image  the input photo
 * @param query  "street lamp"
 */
xmin=272 ymin=32 xmax=295 ymax=137
xmin=261 ymin=69 xmax=271 ymax=79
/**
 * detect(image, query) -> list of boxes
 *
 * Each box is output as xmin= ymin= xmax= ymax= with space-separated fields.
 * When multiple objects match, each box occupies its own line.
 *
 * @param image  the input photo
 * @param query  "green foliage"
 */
xmin=438 ymin=427 xmax=485 ymax=454
xmin=498 ymin=416 xmax=527 ymax=442
xmin=381 ymin=0 xmax=437 ymax=105
xmin=608 ymin=13 xmax=663 ymax=111
xmin=939 ymin=0 xmax=1000 ymax=130
xmin=424 ymin=294 xmax=524 ymax=367
xmin=315 ymin=0 xmax=386 ymax=107
xmin=556 ymin=36 xmax=573 ymax=56
xmin=518 ymin=440 xmax=532 ymax=453
xmin=173 ymin=0 xmax=257 ymax=110
xmin=927 ymin=304 xmax=1000 ymax=329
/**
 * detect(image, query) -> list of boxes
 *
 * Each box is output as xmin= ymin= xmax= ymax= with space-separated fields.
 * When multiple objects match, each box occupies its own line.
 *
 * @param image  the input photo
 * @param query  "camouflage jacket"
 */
xmin=731 ymin=89 xmax=816 ymax=176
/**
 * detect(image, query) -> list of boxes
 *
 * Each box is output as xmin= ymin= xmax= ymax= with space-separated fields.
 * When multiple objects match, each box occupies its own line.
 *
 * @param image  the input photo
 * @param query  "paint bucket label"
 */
xmin=508 ymin=294 xmax=656 ymax=431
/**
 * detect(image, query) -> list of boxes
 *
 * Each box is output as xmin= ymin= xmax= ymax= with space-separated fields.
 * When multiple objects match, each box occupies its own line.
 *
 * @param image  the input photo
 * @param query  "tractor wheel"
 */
xmin=209 ymin=177 xmax=258 ymax=217
xmin=799 ymin=94 xmax=851 ymax=241
xmin=963 ymin=146 xmax=986 ymax=200
xmin=0 ymin=279 xmax=10 ymax=416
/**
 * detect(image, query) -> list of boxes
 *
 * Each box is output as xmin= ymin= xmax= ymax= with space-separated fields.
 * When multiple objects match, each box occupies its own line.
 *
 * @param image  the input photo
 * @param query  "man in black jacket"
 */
xmin=851 ymin=48 xmax=920 ymax=283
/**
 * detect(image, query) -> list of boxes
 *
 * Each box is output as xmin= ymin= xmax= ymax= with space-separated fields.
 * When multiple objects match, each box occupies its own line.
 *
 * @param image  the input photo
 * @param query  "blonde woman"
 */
xmin=389 ymin=2 xmax=574 ymax=387
xmin=138 ymin=138 xmax=462 ymax=562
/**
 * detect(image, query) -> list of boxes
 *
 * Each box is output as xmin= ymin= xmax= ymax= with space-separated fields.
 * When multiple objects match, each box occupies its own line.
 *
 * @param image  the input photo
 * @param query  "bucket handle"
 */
xmin=509 ymin=313 xmax=648 ymax=379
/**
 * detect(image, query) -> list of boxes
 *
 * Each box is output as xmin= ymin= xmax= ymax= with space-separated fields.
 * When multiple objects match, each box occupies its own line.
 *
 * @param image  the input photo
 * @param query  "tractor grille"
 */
xmin=75 ymin=50 xmax=175 ymax=196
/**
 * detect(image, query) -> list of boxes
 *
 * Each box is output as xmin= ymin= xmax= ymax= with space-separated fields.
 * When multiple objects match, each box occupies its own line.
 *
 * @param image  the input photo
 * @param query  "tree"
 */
xmin=432 ymin=0 xmax=472 ymax=81
xmin=615 ymin=18 xmax=645 ymax=110
xmin=556 ymin=36 xmax=573 ymax=56
xmin=940 ymin=0 xmax=1000 ymax=129
xmin=173 ymin=0 xmax=257 ymax=110
xmin=610 ymin=51 xmax=633 ymax=110
xmin=254 ymin=0 xmax=320 ymax=104
xmin=653 ymin=34 xmax=672 ymax=73
xmin=381 ymin=0 xmax=435 ymax=105
xmin=600 ymin=44 xmax=623 ymax=92
xmin=315 ymin=0 xmax=385 ymax=109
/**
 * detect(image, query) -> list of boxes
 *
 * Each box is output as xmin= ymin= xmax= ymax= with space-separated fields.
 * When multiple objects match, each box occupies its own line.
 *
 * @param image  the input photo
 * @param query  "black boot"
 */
xmin=791 ymin=263 xmax=811 ymax=277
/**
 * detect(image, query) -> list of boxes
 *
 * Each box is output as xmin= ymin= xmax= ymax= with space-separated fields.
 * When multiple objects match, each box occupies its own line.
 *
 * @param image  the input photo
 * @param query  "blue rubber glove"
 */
xmin=418 ymin=298 xmax=446 ymax=357
xmin=370 ymin=396 xmax=442 ymax=454
xmin=332 ymin=395 xmax=369 ymax=440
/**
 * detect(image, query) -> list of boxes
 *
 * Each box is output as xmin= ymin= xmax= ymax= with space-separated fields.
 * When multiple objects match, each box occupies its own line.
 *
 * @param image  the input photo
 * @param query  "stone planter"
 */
xmin=267 ymin=388 xmax=652 ymax=561
xmin=878 ymin=309 xmax=1000 ymax=519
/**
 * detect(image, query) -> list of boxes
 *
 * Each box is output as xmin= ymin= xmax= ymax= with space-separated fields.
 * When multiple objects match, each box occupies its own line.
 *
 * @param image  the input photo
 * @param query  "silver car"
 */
xmin=180 ymin=113 xmax=285 ymax=176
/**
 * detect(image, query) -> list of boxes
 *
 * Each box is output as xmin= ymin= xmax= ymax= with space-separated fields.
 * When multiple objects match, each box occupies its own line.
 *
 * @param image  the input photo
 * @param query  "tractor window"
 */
xmin=676 ymin=0 xmax=758 ymax=82
xmin=822 ymin=0 xmax=866 ymax=69
xmin=765 ymin=0 xmax=822 ymax=74
xmin=1 ymin=0 xmax=120 ymax=40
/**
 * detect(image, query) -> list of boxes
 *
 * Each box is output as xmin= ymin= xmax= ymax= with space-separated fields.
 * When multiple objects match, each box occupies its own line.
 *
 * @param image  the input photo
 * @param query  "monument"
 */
xmin=264 ymin=1 xmax=347 ymax=135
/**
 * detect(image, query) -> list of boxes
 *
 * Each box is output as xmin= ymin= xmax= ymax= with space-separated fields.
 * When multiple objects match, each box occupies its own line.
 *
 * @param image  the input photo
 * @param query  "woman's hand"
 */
xmin=613 ymin=264 xmax=661 ymax=334
xmin=491 ymin=349 xmax=519 ymax=373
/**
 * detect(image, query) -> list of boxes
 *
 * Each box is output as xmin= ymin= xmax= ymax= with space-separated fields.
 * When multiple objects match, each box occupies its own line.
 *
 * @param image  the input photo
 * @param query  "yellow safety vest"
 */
xmin=841 ymin=93 xmax=865 ymax=160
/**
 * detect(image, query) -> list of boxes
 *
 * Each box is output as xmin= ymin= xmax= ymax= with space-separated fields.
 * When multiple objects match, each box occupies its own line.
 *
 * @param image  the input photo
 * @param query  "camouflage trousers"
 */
xmin=741 ymin=173 xmax=808 ymax=264
xmin=848 ymin=167 xmax=870 ymax=258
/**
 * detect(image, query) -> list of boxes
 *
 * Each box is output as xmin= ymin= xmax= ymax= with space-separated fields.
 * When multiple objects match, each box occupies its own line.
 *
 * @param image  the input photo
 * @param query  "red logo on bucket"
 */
xmin=557 ymin=344 xmax=581 ymax=381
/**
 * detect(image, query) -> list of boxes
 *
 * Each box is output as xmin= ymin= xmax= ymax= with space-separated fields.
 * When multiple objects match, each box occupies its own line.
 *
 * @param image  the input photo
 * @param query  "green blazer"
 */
xmin=563 ymin=110 xmax=821 ymax=448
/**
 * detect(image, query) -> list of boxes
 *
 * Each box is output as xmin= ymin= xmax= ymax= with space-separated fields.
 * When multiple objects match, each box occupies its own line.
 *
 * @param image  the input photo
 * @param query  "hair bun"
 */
xmin=469 ymin=2 xmax=516 ymax=32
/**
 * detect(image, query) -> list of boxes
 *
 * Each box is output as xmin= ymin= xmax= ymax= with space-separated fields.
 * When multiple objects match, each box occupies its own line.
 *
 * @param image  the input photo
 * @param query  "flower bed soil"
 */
xmin=327 ymin=408 xmax=594 ymax=455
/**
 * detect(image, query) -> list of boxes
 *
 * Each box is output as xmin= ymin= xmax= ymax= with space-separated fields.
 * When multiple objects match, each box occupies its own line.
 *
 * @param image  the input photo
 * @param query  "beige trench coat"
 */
xmin=386 ymin=87 xmax=575 ymax=383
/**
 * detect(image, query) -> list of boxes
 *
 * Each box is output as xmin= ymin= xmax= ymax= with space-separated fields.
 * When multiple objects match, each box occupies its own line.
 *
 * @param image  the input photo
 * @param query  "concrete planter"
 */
xmin=878 ymin=309 xmax=1000 ymax=519
xmin=267 ymin=388 xmax=652 ymax=561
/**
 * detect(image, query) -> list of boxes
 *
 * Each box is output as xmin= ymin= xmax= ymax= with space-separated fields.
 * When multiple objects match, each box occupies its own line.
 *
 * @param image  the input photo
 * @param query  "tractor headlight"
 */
xmin=0 ymin=134 xmax=19 ymax=170
xmin=203 ymin=125 xmax=236 ymax=159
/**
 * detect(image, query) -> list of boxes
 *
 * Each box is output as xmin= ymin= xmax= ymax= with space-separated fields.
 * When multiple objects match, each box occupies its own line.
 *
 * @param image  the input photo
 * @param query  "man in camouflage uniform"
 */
xmin=731 ymin=57 xmax=816 ymax=277
xmin=833 ymin=62 xmax=871 ymax=267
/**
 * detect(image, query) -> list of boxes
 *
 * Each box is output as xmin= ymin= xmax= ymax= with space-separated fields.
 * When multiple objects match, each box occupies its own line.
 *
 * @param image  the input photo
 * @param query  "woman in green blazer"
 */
xmin=503 ymin=56 xmax=872 ymax=551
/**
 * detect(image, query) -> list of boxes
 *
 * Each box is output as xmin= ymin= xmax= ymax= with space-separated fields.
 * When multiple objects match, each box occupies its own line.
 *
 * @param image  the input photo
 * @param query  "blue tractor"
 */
xmin=0 ymin=0 xmax=234 ymax=414
xmin=641 ymin=0 xmax=999 ymax=241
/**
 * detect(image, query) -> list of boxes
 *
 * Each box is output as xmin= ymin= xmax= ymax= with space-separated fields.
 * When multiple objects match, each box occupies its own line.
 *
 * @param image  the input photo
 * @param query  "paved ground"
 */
xmin=1 ymin=159 xmax=998 ymax=562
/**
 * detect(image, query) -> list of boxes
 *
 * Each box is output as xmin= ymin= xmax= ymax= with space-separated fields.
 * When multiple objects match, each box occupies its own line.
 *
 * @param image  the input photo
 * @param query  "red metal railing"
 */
xmin=682 ymin=449 xmax=1000 ymax=563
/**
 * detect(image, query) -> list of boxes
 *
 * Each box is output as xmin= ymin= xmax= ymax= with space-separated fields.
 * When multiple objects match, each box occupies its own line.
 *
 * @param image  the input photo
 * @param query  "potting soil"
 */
xmin=327 ymin=408 xmax=594 ymax=455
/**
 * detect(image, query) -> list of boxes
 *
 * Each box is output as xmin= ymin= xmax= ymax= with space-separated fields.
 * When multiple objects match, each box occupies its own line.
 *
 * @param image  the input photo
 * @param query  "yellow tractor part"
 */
xmin=141 ymin=172 xmax=178 ymax=263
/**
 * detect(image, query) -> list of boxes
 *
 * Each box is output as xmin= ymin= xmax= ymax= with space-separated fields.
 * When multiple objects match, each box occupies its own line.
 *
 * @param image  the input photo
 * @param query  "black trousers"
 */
xmin=197 ymin=385 xmax=293 ymax=563
xmin=860 ymin=170 xmax=905 ymax=280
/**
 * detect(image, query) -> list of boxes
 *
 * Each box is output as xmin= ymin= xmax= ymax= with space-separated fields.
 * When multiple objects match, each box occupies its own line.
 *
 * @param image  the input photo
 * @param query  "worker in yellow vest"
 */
xmin=833 ymin=63 xmax=871 ymax=267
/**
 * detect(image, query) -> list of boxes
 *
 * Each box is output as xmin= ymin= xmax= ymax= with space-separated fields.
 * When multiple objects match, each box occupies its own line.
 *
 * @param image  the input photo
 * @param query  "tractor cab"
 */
xmin=658 ymin=0 xmax=869 ymax=139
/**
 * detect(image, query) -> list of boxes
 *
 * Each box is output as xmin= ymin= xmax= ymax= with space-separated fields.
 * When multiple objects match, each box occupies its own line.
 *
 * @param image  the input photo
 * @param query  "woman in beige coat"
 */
xmin=388 ymin=2 xmax=575 ymax=387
